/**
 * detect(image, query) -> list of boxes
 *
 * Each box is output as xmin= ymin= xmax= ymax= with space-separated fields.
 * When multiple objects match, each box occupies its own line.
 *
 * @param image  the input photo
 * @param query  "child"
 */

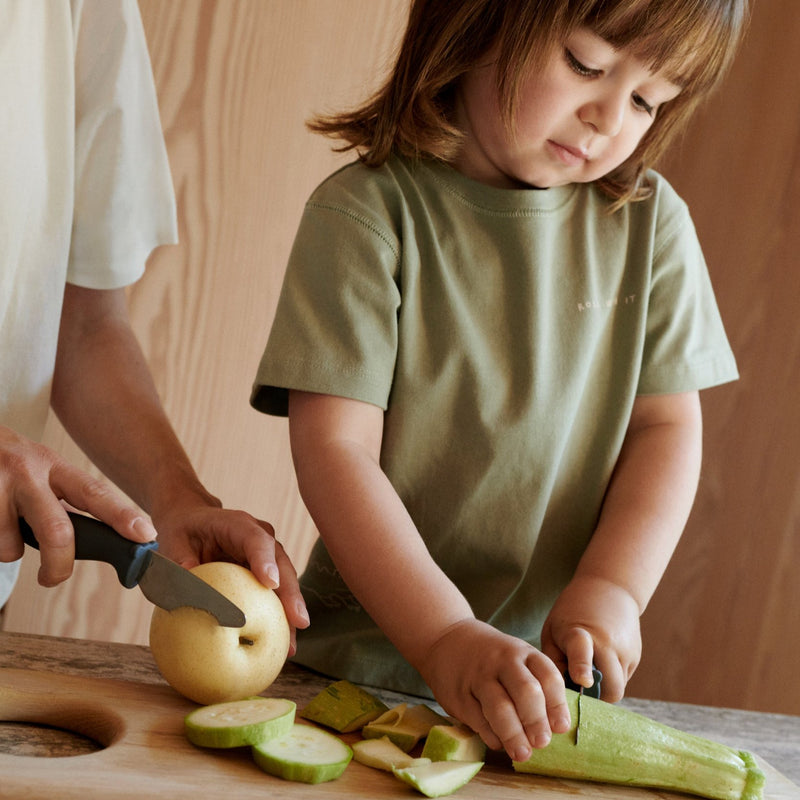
xmin=251 ymin=0 xmax=748 ymax=762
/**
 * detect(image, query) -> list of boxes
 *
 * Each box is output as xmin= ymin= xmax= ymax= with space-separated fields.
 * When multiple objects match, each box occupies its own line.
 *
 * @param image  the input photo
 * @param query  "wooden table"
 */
xmin=1 ymin=631 xmax=798 ymax=798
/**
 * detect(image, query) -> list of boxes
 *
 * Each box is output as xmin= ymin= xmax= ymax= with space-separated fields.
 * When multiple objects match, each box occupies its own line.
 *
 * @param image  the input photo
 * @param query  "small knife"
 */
xmin=565 ymin=666 xmax=602 ymax=745
xmin=18 ymin=511 xmax=246 ymax=628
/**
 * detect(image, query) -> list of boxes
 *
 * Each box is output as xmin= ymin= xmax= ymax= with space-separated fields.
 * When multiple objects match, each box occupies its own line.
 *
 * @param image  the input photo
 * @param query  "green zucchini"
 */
xmin=513 ymin=690 xmax=764 ymax=800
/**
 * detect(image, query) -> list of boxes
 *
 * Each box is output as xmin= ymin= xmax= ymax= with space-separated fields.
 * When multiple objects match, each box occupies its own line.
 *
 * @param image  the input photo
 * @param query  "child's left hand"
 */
xmin=540 ymin=574 xmax=642 ymax=701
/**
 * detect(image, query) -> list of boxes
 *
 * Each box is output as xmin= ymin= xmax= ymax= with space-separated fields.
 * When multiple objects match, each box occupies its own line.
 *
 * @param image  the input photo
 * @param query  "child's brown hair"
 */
xmin=310 ymin=0 xmax=749 ymax=207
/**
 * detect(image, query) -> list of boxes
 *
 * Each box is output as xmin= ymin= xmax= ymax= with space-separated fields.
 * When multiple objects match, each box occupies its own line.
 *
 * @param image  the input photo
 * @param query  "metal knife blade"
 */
xmin=565 ymin=666 xmax=603 ymax=746
xmin=18 ymin=511 xmax=245 ymax=628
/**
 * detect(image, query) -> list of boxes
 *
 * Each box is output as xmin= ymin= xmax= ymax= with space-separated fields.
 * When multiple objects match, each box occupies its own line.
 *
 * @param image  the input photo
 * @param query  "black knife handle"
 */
xmin=18 ymin=512 xmax=158 ymax=589
xmin=565 ymin=666 xmax=603 ymax=698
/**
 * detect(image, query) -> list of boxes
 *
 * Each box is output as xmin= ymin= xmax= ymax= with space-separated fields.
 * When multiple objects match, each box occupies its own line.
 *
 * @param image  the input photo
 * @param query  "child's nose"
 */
xmin=579 ymin=93 xmax=626 ymax=137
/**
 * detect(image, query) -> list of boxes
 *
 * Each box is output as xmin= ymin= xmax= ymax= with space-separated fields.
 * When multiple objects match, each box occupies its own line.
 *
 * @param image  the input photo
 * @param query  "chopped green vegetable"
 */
xmin=393 ymin=760 xmax=483 ymax=798
xmin=184 ymin=696 xmax=295 ymax=748
xmin=252 ymin=723 xmax=352 ymax=784
xmin=362 ymin=703 xmax=450 ymax=752
xmin=300 ymin=679 xmax=388 ymax=732
xmin=422 ymin=724 xmax=486 ymax=762
xmin=352 ymin=736 xmax=431 ymax=771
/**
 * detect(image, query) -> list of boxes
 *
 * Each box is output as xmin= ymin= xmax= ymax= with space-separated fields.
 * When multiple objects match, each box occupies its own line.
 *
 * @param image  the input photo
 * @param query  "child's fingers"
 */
xmin=481 ymin=652 xmax=571 ymax=761
xmin=563 ymin=626 xmax=596 ymax=688
xmin=593 ymin=652 xmax=626 ymax=702
xmin=476 ymin=677 xmax=548 ymax=761
xmin=524 ymin=650 xmax=572 ymax=735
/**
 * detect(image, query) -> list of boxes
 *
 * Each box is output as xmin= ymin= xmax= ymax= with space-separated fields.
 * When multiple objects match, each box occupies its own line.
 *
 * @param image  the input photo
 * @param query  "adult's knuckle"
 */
xmin=79 ymin=476 xmax=113 ymax=502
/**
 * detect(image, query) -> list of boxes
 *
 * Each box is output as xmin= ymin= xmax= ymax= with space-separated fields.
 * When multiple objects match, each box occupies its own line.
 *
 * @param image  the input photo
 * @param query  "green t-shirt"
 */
xmin=251 ymin=155 xmax=737 ymax=697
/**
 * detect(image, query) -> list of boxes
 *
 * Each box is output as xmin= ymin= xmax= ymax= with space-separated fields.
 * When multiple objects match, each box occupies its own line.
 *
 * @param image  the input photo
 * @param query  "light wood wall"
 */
xmin=3 ymin=1 xmax=798 ymax=717
xmin=627 ymin=2 xmax=800 ymax=715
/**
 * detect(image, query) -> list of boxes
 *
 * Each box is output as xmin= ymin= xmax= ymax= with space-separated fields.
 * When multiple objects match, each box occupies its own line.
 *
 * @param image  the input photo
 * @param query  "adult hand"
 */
xmin=0 ymin=425 xmax=156 ymax=587
xmin=417 ymin=618 xmax=571 ymax=762
xmin=540 ymin=574 xmax=642 ymax=702
xmin=152 ymin=504 xmax=309 ymax=654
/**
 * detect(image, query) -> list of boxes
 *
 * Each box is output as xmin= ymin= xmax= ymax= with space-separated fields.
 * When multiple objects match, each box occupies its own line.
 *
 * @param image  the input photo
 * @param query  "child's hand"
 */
xmin=540 ymin=575 xmax=642 ymax=702
xmin=417 ymin=618 xmax=571 ymax=762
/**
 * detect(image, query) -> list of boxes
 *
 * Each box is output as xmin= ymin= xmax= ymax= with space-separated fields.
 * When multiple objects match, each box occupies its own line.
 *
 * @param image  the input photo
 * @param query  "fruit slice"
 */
xmin=184 ymin=696 xmax=296 ymax=748
xmin=393 ymin=760 xmax=484 ymax=798
xmin=362 ymin=703 xmax=450 ymax=752
xmin=352 ymin=735 xmax=432 ymax=771
xmin=299 ymin=679 xmax=388 ymax=732
xmin=513 ymin=689 xmax=765 ymax=800
xmin=422 ymin=724 xmax=486 ymax=762
xmin=252 ymin=723 xmax=353 ymax=784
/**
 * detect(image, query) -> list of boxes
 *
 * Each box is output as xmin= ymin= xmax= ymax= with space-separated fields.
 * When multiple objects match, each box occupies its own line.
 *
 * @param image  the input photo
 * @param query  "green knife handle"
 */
xmin=18 ymin=512 xmax=158 ymax=589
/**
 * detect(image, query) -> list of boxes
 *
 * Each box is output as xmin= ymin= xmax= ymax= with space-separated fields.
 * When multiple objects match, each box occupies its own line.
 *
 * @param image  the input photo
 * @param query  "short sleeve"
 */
xmin=68 ymin=0 xmax=177 ymax=289
xmin=251 ymin=186 xmax=402 ymax=417
xmin=638 ymin=194 xmax=738 ymax=394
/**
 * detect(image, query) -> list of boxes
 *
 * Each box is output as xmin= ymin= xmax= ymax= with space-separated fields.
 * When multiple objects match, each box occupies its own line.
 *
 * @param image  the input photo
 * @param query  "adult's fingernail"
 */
xmin=133 ymin=517 xmax=155 ymax=540
xmin=266 ymin=564 xmax=280 ymax=587
xmin=296 ymin=602 xmax=310 ymax=626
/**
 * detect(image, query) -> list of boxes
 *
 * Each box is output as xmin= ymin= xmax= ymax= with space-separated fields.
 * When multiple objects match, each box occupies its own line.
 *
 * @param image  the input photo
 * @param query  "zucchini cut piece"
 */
xmin=184 ymin=696 xmax=296 ymax=748
xmin=252 ymin=723 xmax=353 ymax=784
xmin=300 ymin=679 xmax=388 ymax=732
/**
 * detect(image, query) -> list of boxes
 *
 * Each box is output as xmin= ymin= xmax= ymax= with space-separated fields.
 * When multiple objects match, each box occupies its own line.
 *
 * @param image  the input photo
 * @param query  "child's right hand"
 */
xmin=416 ymin=618 xmax=572 ymax=762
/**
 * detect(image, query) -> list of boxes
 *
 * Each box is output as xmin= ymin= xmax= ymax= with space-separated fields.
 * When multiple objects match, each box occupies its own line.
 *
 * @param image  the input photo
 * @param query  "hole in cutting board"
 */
xmin=0 ymin=700 xmax=125 ymax=758
xmin=0 ymin=721 xmax=103 ymax=757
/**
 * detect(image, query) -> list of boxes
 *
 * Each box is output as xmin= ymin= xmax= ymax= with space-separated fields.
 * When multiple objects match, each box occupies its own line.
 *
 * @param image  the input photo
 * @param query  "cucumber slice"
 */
xmin=185 ymin=696 xmax=296 ymax=748
xmin=393 ymin=760 xmax=484 ymax=798
xmin=252 ymin=723 xmax=353 ymax=784
xmin=352 ymin=735 xmax=431 ymax=771
xmin=300 ymin=679 xmax=388 ymax=732
xmin=422 ymin=724 xmax=486 ymax=762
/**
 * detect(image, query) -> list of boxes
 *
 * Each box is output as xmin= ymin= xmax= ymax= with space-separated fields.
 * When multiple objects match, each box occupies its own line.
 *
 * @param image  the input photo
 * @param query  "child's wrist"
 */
xmin=568 ymin=572 xmax=644 ymax=615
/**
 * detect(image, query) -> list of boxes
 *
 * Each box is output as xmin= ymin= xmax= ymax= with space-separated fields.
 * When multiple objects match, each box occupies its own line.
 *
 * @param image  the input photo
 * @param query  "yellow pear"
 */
xmin=149 ymin=561 xmax=290 ymax=705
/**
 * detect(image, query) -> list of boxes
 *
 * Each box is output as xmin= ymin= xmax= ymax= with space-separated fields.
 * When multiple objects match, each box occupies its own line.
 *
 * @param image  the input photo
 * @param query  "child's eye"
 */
xmin=565 ymin=49 xmax=600 ymax=78
xmin=632 ymin=93 xmax=655 ymax=116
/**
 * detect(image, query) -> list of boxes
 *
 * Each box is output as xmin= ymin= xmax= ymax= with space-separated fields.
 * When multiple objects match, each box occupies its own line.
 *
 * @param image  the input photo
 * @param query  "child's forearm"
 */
xmin=575 ymin=391 xmax=703 ymax=611
xmin=288 ymin=391 xmax=474 ymax=670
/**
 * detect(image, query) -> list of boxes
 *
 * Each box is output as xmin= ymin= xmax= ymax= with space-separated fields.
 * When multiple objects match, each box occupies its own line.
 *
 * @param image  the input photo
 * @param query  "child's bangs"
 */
xmin=581 ymin=0 xmax=746 ymax=95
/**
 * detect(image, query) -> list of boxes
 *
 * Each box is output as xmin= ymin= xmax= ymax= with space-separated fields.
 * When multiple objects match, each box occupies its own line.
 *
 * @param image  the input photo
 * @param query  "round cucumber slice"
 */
xmin=252 ymin=723 xmax=353 ymax=784
xmin=185 ymin=696 xmax=296 ymax=748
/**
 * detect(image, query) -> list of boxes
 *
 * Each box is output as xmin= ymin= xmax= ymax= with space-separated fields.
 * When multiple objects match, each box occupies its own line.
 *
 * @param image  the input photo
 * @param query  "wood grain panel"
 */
xmin=628 ymin=1 xmax=800 ymax=714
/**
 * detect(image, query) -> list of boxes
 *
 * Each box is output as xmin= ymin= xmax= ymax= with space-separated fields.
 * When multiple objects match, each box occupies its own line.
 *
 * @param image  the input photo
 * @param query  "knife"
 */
xmin=565 ymin=666 xmax=602 ymax=745
xmin=18 ymin=511 xmax=246 ymax=628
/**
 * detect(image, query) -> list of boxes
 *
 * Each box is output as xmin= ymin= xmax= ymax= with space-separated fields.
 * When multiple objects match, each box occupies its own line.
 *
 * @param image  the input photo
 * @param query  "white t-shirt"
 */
xmin=0 ymin=0 xmax=177 ymax=606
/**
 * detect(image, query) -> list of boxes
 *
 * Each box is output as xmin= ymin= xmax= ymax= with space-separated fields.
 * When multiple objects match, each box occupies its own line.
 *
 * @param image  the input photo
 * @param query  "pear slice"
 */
xmin=184 ymin=696 xmax=296 ymax=748
xmin=299 ymin=679 xmax=388 ymax=732
xmin=352 ymin=735 xmax=432 ymax=771
xmin=393 ymin=760 xmax=484 ymax=798
xmin=252 ymin=723 xmax=353 ymax=784
xmin=362 ymin=703 xmax=450 ymax=752
xmin=422 ymin=724 xmax=486 ymax=762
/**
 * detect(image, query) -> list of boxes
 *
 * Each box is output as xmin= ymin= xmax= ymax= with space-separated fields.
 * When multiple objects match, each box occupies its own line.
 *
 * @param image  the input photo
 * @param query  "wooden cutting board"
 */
xmin=0 ymin=668 xmax=796 ymax=800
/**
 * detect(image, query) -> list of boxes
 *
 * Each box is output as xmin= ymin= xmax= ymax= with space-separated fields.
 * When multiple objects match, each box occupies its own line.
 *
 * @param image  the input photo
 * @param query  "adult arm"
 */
xmin=541 ymin=390 xmax=703 ymax=700
xmin=48 ymin=284 xmax=308 ymax=638
xmin=288 ymin=389 xmax=570 ymax=761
